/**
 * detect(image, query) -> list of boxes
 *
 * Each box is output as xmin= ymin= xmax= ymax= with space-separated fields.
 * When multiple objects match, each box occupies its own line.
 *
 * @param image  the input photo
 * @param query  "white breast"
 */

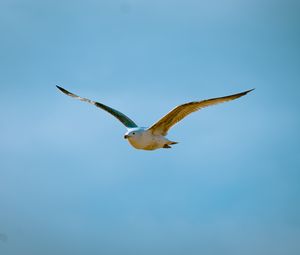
xmin=127 ymin=130 xmax=167 ymax=150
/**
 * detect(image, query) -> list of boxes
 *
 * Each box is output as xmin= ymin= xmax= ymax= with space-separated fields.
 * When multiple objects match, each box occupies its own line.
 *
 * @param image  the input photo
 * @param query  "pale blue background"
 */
xmin=0 ymin=0 xmax=299 ymax=254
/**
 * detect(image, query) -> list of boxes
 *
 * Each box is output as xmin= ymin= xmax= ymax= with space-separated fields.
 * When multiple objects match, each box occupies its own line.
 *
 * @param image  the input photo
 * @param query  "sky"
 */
xmin=0 ymin=0 xmax=300 ymax=254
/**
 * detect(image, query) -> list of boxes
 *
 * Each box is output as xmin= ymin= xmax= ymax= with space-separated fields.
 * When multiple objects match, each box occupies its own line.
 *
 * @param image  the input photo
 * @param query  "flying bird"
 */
xmin=56 ymin=86 xmax=253 ymax=150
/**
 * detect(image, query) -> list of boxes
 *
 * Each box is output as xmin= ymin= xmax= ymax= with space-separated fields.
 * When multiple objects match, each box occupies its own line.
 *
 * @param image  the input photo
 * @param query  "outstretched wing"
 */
xmin=56 ymin=86 xmax=138 ymax=128
xmin=148 ymin=89 xmax=254 ymax=136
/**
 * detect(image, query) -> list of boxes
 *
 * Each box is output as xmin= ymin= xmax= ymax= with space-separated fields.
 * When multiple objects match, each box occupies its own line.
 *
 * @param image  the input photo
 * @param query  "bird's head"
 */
xmin=124 ymin=128 xmax=144 ymax=140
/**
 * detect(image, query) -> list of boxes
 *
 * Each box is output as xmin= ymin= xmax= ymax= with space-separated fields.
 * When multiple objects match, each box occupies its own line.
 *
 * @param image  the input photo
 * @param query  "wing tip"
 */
xmin=236 ymin=88 xmax=255 ymax=98
xmin=244 ymin=88 xmax=255 ymax=94
xmin=56 ymin=85 xmax=65 ymax=92
xmin=56 ymin=85 xmax=72 ymax=96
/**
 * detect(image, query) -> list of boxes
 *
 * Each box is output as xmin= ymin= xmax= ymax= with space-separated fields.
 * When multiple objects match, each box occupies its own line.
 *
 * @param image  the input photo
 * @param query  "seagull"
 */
xmin=56 ymin=86 xmax=253 ymax=150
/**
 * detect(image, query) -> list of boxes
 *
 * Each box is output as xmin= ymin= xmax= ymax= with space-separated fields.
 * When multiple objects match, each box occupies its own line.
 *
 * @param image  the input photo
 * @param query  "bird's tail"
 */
xmin=163 ymin=141 xmax=178 ymax=149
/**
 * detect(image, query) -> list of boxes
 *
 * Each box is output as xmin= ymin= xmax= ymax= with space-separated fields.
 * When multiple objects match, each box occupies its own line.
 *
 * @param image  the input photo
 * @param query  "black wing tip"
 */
xmin=235 ymin=88 xmax=255 ymax=98
xmin=244 ymin=88 xmax=255 ymax=94
xmin=56 ymin=85 xmax=65 ymax=92
xmin=56 ymin=85 xmax=71 ymax=95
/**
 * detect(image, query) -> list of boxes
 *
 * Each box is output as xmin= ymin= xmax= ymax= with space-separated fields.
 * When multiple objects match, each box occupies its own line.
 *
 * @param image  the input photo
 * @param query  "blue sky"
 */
xmin=0 ymin=0 xmax=299 ymax=254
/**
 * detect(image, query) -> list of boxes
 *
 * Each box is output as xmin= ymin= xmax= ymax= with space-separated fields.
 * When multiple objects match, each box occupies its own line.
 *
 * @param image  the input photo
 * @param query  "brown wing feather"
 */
xmin=148 ymin=89 xmax=254 ymax=135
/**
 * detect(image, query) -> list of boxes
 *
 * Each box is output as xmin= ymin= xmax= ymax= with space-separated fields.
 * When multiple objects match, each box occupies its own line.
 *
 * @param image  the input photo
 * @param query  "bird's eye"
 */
xmin=132 ymin=132 xmax=135 ymax=135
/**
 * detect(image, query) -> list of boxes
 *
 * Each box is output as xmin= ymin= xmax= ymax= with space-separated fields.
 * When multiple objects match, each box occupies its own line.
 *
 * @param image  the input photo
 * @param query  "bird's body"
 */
xmin=124 ymin=128 xmax=177 ymax=150
xmin=56 ymin=86 xmax=253 ymax=151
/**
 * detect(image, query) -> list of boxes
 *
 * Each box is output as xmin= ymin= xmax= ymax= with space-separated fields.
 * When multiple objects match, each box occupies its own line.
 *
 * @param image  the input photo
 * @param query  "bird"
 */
xmin=56 ymin=86 xmax=253 ymax=150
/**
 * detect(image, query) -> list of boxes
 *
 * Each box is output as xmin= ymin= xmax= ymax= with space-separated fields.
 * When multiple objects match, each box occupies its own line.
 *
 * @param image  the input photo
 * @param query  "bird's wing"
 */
xmin=56 ymin=86 xmax=138 ymax=128
xmin=148 ymin=89 xmax=254 ymax=136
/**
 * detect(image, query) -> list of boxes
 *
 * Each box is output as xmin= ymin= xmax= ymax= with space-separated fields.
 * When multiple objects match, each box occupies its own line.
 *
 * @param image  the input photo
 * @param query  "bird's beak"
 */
xmin=124 ymin=135 xmax=129 ymax=139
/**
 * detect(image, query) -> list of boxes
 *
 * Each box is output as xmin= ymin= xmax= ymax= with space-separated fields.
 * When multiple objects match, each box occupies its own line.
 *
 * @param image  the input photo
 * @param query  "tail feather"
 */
xmin=162 ymin=141 xmax=178 ymax=149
